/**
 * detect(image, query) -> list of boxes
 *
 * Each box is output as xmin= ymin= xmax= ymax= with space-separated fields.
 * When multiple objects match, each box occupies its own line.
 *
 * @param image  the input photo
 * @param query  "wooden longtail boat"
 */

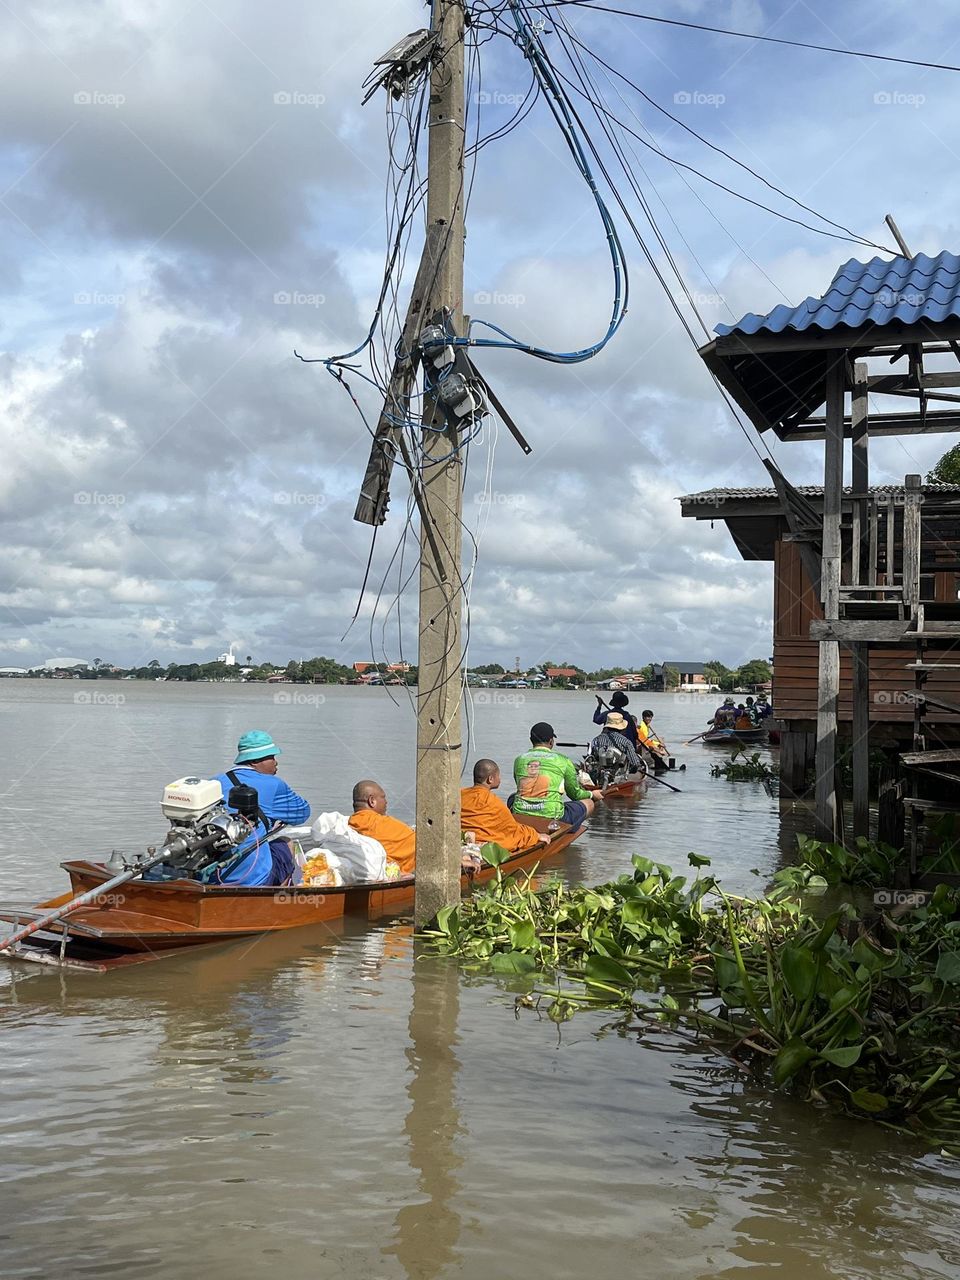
xmin=0 ymin=816 xmax=583 ymax=972
xmin=702 ymin=726 xmax=767 ymax=746
xmin=597 ymin=774 xmax=645 ymax=798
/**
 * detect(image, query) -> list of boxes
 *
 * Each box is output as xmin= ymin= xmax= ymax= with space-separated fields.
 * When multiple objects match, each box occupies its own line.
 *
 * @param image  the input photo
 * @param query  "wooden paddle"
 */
xmin=642 ymin=771 xmax=682 ymax=793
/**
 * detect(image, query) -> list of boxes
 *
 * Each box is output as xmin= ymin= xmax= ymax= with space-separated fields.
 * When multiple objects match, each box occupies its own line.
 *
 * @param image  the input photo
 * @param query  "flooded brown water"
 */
xmin=0 ymin=683 xmax=958 ymax=1279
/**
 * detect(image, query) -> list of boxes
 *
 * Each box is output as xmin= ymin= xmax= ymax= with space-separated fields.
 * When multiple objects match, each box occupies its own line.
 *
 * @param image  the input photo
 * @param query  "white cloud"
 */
xmin=0 ymin=0 xmax=956 ymax=669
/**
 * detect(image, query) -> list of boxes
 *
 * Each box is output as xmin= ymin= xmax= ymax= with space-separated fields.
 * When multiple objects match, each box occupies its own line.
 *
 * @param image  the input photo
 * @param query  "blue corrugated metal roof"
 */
xmin=716 ymin=250 xmax=960 ymax=337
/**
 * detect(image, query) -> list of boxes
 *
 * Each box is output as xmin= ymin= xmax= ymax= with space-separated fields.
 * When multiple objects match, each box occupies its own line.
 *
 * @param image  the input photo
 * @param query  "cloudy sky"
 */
xmin=2 ymin=0 xmax=959 ymax=671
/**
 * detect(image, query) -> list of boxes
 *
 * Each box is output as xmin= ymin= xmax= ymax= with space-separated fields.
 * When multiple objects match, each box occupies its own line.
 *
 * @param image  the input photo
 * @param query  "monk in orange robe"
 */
xmin=348 ymin=780 xmax=417 ymax=876
xmin=460 ymin=759 xmax=551 ymax=852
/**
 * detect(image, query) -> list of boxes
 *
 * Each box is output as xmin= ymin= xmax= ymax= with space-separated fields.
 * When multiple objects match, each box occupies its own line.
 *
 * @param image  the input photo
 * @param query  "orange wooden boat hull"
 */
xmin=0 ymin=819 xmax=584 ymax=964
xmin=599 ymin=775 xmax=645 ymax=798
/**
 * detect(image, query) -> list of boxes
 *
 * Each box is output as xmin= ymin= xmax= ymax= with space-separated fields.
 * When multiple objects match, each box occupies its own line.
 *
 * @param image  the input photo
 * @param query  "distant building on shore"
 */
xmin=595 ymin=673 xmax=648 ymax=691
xmin=42 ymin=658 xmax=89 ymax=671
xmin=543 ymin=667 xmax=580 ymax=686
xmin=661 ymin=661 xmax=715 ymax=690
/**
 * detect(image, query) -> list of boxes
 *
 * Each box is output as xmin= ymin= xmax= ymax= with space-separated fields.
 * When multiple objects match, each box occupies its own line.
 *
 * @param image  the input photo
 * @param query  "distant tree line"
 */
xmin=48 ymin=655 xmax=772 ymax=689
xmin=79 ymin=656 xmax=370 ymax=684
xmin=468 ymin=658 xmax=772 ymax=691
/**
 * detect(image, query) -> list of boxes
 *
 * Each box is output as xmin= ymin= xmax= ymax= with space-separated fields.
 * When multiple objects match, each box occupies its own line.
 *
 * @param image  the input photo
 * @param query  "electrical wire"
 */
xmin=549 ymin=58 xmax=891 ymax=250
xmin=545 ymin=8 xmax=775 ymax=465
xmin=565 ymin=22 xmax=790 ymax=309
xmin=310 ymin=0 xmax=898 ymax=695
xmin=344 ymin=17 xmax=490 ymax=747
xmin=516 ymin=2 xmax=960 ymax=75
xmin=562 ymin=28 xmax=892 ymax=253
xmin=461 ymin=0 xmax=629 ymax=363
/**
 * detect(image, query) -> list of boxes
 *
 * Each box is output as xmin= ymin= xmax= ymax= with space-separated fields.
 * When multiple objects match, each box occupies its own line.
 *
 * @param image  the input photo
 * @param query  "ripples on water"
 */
xmin=0 ymin=683 xmax=957 ymax=1279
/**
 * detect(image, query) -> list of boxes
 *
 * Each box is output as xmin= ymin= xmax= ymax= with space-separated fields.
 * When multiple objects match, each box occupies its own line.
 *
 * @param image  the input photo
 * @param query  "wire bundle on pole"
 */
xmin=294 ymin=0 xmax=949 ymax=732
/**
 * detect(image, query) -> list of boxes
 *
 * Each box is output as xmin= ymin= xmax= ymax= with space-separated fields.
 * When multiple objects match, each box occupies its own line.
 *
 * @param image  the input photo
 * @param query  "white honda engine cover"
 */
xmin=161 ymin=777 xmax=223 ymax=822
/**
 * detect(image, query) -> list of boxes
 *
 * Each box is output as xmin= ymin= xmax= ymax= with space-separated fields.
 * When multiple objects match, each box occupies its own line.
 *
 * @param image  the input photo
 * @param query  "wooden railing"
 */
xmin=841 ymin=475 xmax=924 ymax=620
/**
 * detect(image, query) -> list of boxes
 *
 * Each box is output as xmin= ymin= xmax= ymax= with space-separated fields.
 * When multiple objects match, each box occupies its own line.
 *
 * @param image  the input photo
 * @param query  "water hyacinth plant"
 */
xmin=709 ymin=750 xmax=778 ymax=783
xmin=427 ymin=850 xmax=960 ymax=1150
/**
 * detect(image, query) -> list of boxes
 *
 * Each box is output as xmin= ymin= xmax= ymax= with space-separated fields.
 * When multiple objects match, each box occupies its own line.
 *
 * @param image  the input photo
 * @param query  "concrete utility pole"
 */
xmin=414 ymin=0 xmax=467 ymax=929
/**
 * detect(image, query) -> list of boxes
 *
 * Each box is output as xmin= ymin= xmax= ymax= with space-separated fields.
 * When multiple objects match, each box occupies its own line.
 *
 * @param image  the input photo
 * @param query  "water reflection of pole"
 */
xmin=385 ymin=944 xmax=463 ymax=1279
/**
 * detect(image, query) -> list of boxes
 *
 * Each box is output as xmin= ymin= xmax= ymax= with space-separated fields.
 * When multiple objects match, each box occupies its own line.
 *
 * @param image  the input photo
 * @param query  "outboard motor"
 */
xmin=597 ymin=743 xmax=626 ymax=770
xmin=597 ymin=743 xmax=628 ymax=789
xmin=149 ymin=777 xmax=254 ymax=877
xmin=582 ymin=742 xmax=630 ymax=790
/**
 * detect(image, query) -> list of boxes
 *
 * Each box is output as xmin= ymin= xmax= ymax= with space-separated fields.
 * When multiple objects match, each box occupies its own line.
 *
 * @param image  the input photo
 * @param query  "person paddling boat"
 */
xmin=593 ymin=691 xmax=639 ymax=748
xmin=637 ymin=709 xmax=672 ymax=772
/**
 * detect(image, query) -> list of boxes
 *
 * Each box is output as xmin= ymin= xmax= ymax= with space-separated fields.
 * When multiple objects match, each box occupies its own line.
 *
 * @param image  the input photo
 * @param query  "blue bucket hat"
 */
xmin=235 ymin=729 xmax=282 ymax=765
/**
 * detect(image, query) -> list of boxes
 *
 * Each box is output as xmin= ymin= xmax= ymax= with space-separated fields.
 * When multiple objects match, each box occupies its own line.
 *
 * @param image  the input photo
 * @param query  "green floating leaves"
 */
xmin=490 ymin=951 xmax=537 ymax=975
xmin=851 ymin=937 xmax=888 ymax=973
xmin=547 ymin=998 xmax=575 ymax=1023
xmin=584 ymin=954 xmax=636 ymax=990
xmin=829 ymin=985 xmax=861 ymax=1015
xmin=850 ymin=1088 xmax=890 ymax=1113
xmin=710 ymin=752 xmax=777 ymax=782
xmin=480 ymin=841 xmax=513 ymax=868
xmin=425 ymin=841 xmax=960 ymax=1148
xmin=792 ymin=834 xmax=897 ymax=887
xmin=819 ymin=1044 xmax=863 ymax=1068
xmin=508 ymin=920 xmax=537 ymax=952
xmin=434 ymin=905 xmax=459 ymax=937
xmin=773 ymin=1038 xmax=817 ymax=1085
xmin=780 ymin=944 xmax=819 ymax=1003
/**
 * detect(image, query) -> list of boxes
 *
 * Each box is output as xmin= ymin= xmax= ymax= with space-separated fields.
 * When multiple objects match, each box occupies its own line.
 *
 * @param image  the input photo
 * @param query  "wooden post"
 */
xmin=851 ymin=643 xmax=870 ymax=837
xmin=868 ymin=500 xmax=878 ymax=587
xmin=886 ymin=496 xmax=897 ymax=593
xmin=779 ymin=728 xmax=807 ymax=798
xmin=851 ymin=362 xmax=869 ymax=496
xmin=415 ymin=0 xmax=466 ymax=929
xmin=850 ymin=363 xmax=871 ymax=838
xmin=878 ymin=753 xmax=904 ymax=854
xmin=851 ymin=361 xmax=869 ymax=585
xmin=902 ymin=473 xmax=922 ymax=617
xmin=815 ymin=357 xmax=845 ymax=840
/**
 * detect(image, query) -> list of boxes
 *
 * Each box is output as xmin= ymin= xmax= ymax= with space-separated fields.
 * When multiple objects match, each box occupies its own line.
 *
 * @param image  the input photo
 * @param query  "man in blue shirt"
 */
xmin=593 ymin=691 xmax=639 ymax=747
xmin=211 ymin=730 xmax=311 ymax=886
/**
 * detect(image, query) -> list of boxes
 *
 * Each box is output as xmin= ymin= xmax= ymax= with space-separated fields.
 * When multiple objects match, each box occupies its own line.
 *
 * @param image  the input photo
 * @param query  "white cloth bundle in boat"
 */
xmin=278 ymin=811 xmax=388 ymax=885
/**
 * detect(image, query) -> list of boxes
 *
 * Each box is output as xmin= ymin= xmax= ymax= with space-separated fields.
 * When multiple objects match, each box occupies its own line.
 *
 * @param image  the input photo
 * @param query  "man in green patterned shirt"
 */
xmin=512 ymin=721 xmax=603 ymax=832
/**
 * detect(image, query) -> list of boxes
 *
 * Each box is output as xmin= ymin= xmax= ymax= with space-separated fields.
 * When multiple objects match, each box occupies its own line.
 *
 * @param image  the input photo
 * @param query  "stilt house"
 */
xmin=680 ymin=248 xmax=960 ymax=877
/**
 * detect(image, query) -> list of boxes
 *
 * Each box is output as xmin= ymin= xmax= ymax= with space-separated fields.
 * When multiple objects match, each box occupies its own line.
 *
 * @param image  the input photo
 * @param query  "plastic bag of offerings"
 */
xmin=278 ymin=812 xmax=388 ymax=884
xmin=295 ymin=846 xmax=343 ymax=887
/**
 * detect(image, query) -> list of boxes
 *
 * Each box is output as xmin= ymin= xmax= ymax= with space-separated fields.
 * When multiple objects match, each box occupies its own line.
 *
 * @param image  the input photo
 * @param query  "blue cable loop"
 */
xmin=456 ymin=1 xmax=628 ymax=364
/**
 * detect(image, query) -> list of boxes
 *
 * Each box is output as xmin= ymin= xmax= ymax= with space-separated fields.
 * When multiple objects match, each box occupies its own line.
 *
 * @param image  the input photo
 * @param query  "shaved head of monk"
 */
xmin=473 ymin=759 xmax=501 ymax=788
xmin=352 ymin=780 xmax=387 ymax=813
